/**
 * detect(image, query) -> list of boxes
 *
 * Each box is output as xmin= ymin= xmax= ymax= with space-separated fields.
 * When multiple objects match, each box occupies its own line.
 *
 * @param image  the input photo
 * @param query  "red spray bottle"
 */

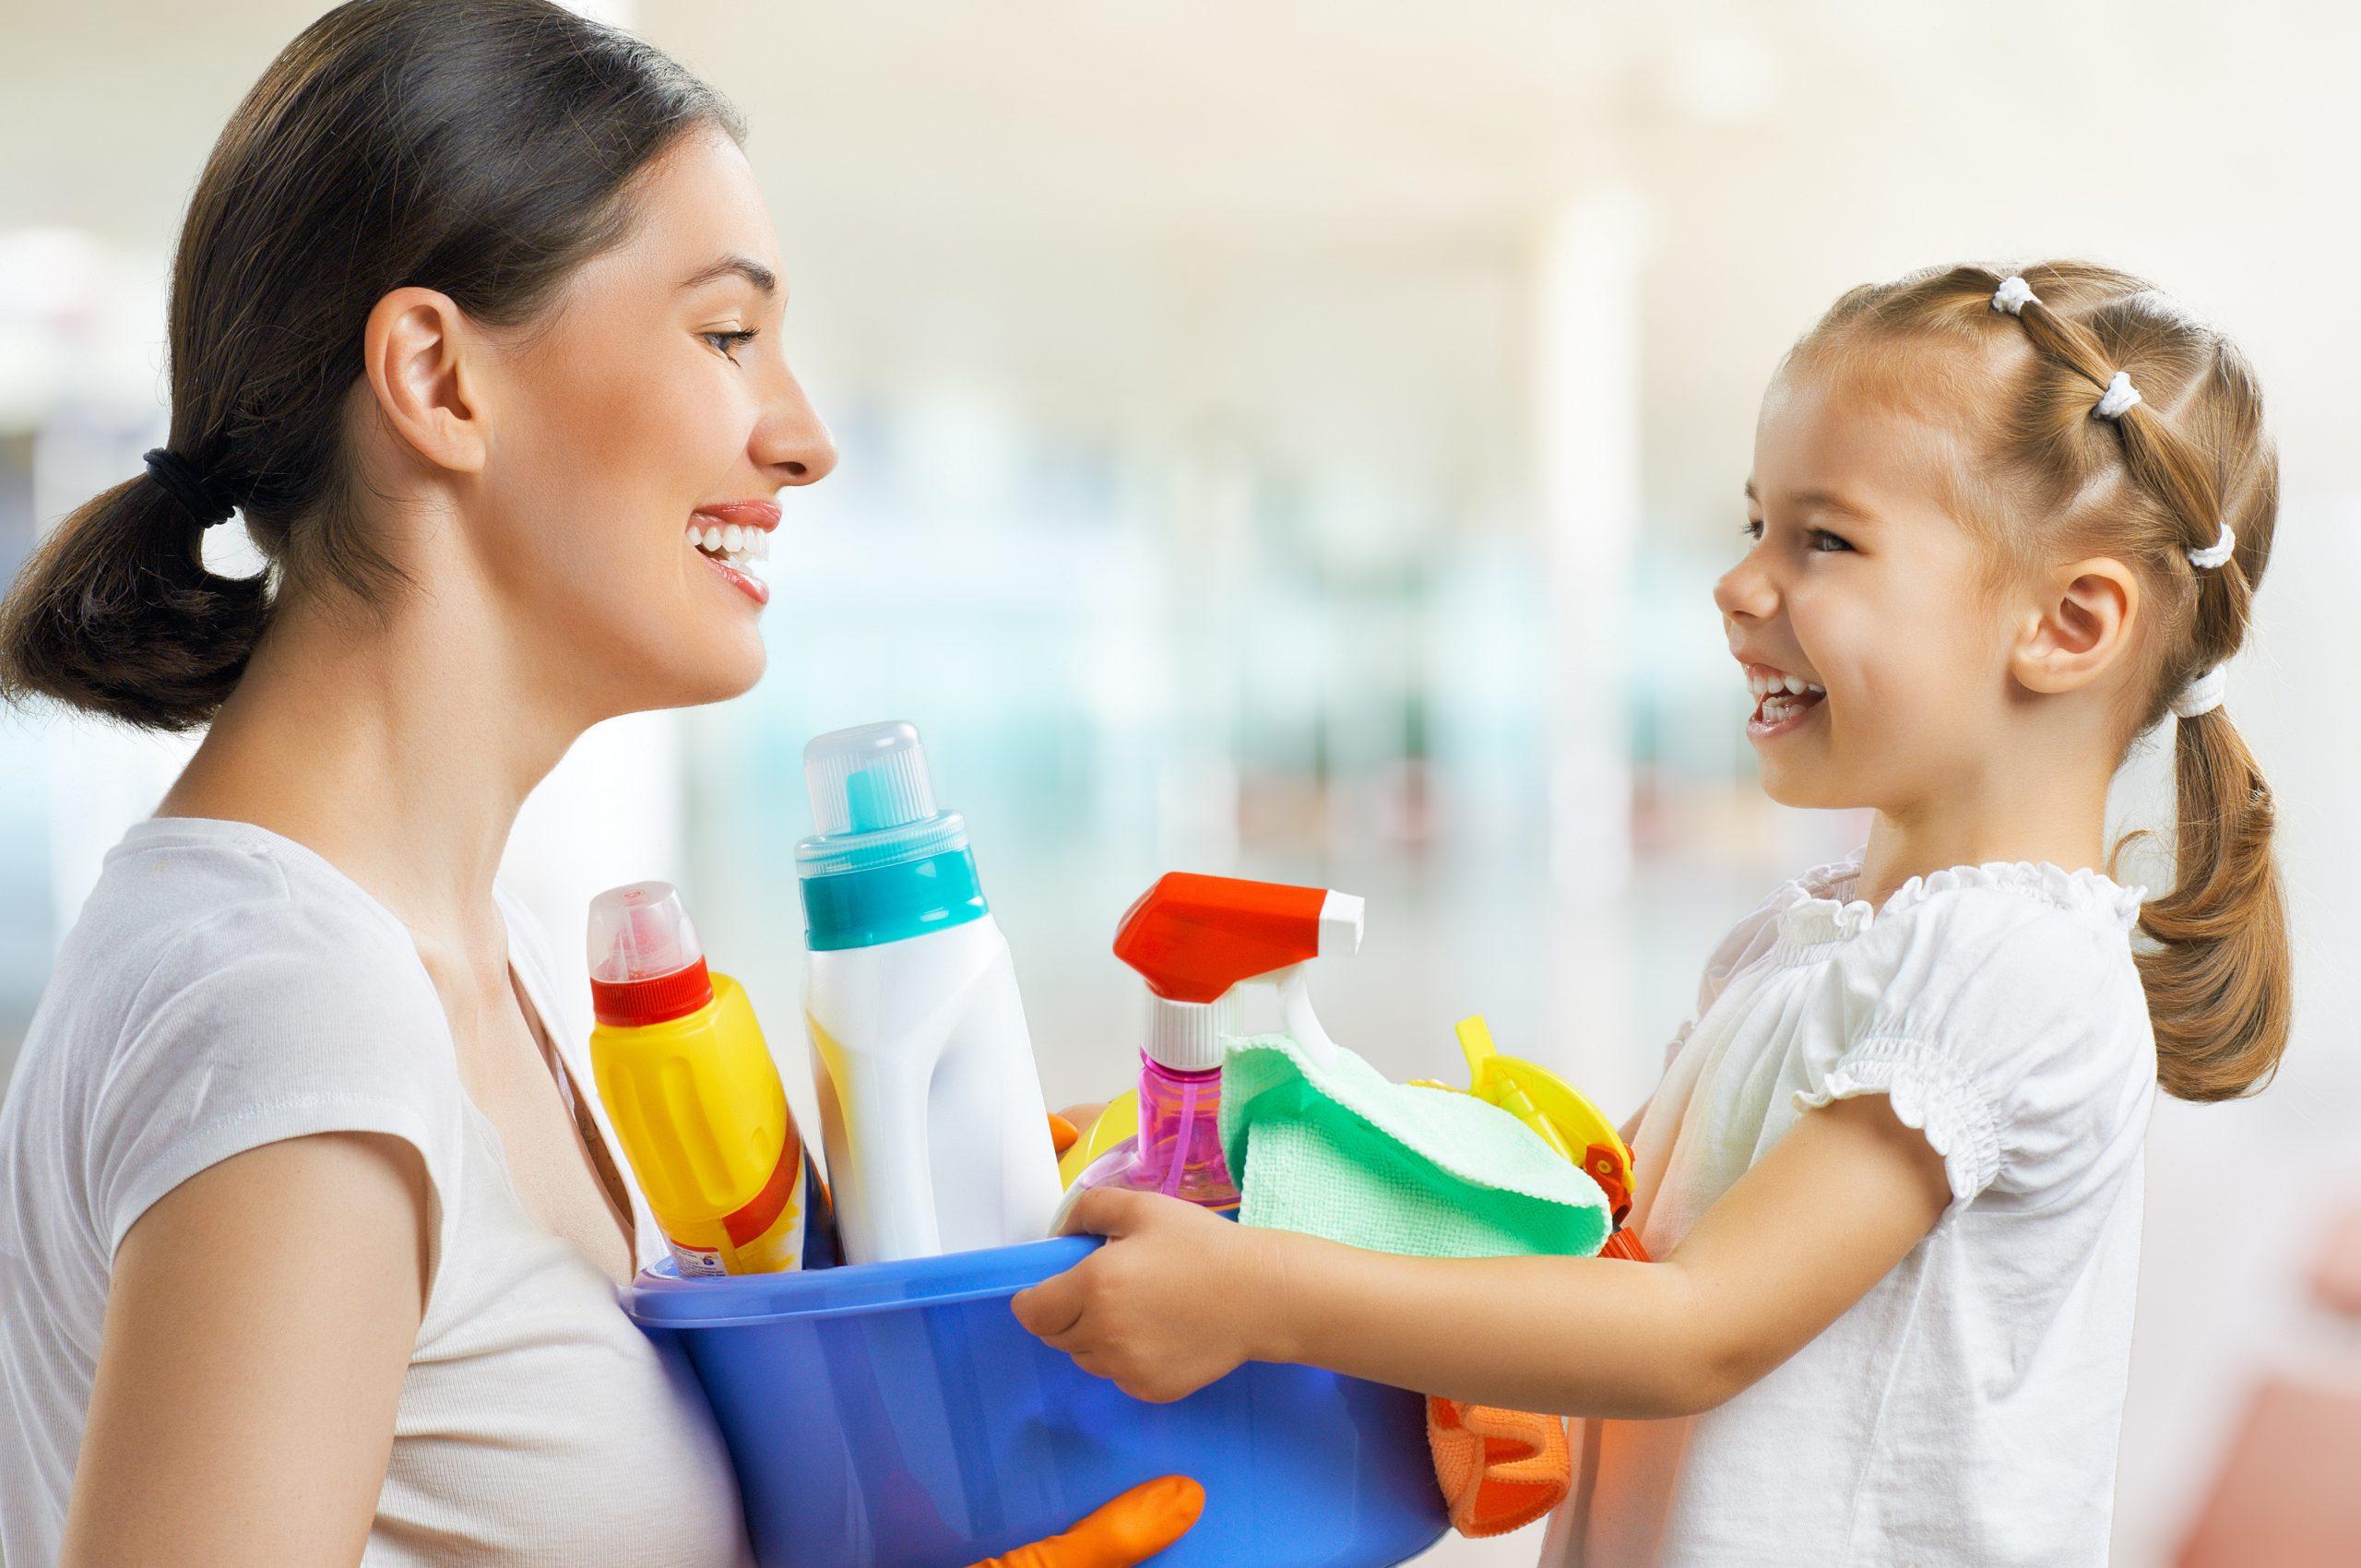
xmin=1062 ymin=873 xmax=1363 ymax=1214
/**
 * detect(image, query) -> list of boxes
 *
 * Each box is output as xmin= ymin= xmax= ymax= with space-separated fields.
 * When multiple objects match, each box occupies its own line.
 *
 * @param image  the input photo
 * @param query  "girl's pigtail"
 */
xmin=2135 ymin=704 xmax=2293 ymax=1100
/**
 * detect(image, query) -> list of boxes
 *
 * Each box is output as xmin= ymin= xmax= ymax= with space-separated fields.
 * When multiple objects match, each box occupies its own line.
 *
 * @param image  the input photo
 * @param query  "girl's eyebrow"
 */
xmin=1742 ymin=480 xmax=1879 ymax=525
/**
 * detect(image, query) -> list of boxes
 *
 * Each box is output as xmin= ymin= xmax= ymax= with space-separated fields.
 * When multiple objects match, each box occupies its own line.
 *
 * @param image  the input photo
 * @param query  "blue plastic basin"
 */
xmin=623 ymin=1235 xmax=1447 ymax=1567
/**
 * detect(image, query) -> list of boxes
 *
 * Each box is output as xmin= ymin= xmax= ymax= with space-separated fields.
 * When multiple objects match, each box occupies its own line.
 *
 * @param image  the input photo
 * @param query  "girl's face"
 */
xmin=1715 ymin=359 xmax=2014 ymax=814
xmin=468 ymin=125 xmax=836 ymax=719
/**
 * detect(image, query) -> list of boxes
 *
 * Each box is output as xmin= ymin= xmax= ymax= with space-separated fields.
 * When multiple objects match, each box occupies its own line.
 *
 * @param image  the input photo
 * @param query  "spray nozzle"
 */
xmin=1113 ymin=872 xmax=1363 ymax=1069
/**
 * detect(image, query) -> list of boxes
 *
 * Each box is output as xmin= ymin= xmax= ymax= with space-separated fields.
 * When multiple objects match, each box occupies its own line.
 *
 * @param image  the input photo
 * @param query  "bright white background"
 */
xmin=3 ymin=4 xmax=2357 ymax=1562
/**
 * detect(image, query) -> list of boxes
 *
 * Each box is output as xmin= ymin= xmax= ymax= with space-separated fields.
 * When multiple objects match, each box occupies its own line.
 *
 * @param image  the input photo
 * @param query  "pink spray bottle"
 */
xmin=1062 ymin=873 xmax=1364 ymax=1214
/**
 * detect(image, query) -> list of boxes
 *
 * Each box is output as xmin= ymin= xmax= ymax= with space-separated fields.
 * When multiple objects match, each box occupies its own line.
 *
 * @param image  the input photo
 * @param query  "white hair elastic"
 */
xmin=2170 ymin=665 xmax=2227 ymax=719
xmin=2094 ymin=371 xmax=2142 ymax=421
xmin=1991 ymin=275 xmax=2039 ymax=315
xmin=2188 ymin=524 xmax=2236 ymax=571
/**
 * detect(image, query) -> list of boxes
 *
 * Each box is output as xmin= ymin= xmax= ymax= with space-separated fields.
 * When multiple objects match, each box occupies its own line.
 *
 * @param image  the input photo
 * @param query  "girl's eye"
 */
xmin=1808 ymin=528 xmax=1853 ymax=553
xmin=703 ymin=328 xmax=759 ymax=362
xmin=1740 ymin=517 xmax=1763 ymax=541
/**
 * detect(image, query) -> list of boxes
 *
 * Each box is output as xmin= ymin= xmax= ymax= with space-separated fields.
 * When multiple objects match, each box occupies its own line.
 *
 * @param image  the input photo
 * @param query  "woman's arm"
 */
xmin=63 ymin=1133 xmax=431 ymax=1568
xmin=1014 ymin=1094 xmax=1949 ymax=1417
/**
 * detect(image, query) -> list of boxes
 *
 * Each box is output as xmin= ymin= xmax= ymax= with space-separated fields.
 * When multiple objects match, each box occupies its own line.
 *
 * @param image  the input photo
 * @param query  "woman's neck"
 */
xmin=159 ymin=578 xmax=584 ymax=944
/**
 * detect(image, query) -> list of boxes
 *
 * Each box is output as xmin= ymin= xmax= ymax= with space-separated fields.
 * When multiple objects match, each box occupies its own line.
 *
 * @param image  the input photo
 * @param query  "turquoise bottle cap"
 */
xmin=797 ymin=719 xmax=971 ymax=878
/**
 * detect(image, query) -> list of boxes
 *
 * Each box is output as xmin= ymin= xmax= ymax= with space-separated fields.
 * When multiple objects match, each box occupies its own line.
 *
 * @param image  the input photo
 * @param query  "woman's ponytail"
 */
xmin=2135 ymin=707 xmax=2293 ymax=1100
xmin=0 ymin=471 xmax=267 ymax=731
xmin=0 ymin=0 xmax=740 ymax=733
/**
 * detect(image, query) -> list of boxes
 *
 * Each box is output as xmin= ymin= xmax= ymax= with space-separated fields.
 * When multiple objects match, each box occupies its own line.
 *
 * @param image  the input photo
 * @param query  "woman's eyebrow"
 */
xmin=678 ymin=255 xmax=777 ymax=294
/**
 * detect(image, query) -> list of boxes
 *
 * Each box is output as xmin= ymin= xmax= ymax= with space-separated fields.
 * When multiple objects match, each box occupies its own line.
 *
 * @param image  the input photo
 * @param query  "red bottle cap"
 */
xmin=587 ymin=881 xmax=717 ymax=1027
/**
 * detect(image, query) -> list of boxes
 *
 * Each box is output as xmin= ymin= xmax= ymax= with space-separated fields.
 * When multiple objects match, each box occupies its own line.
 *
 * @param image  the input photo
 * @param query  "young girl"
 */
xmin=1014 ymin=259 xmax=2291 ymax=1564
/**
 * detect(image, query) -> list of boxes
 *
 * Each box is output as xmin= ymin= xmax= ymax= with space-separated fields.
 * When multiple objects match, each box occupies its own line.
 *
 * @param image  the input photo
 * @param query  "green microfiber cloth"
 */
xmin=1217 ymin=1033 xmax=1610 ymax=1260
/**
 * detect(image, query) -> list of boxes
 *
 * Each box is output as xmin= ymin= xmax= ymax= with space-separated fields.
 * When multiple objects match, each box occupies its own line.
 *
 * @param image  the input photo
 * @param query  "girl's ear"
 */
xmin=2011 ymin=557 xmax=2141 ymax=695
xmin=361 ymin=286 xmax=488 ymax=478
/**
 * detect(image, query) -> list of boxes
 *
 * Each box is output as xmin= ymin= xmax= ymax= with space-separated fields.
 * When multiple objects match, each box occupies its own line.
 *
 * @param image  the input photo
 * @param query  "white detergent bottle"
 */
xmin=796 ymin=720 xmax=1062 ymax=1264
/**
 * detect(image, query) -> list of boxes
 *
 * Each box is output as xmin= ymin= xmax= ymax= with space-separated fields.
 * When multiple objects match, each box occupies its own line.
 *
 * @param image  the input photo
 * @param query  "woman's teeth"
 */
xmin=686 ymin=521 xmax=768 ymax=570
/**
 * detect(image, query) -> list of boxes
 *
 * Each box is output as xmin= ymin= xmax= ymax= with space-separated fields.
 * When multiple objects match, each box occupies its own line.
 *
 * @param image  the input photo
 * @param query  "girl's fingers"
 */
xmin=1058 ymin=1187 xmax=1151 ymax=1240
xmin=1010 ymin=1268 xmax=1086 ymax=1340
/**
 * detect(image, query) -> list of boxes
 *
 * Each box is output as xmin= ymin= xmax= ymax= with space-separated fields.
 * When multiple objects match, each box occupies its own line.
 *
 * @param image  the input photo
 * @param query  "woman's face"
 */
xmin=1714 ymin=357 xmax=2012 ymax=814
xmin=469 ymin=125 xmax=836 ymax=718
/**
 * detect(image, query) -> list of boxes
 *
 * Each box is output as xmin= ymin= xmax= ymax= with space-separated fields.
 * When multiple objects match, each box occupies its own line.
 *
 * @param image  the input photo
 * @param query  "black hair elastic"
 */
xmin=141 ymin=447 xmax=237 ymax=528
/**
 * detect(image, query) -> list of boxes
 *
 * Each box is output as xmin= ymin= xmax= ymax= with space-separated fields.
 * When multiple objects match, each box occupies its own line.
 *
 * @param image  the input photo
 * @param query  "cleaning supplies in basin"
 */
xmin=587 ymin=880 xmax=837 ymax=1276
xmin=1219 ymin=1030 xmax=1609 ymax=1259
xmin=1416 ymin=1015 xmax=1638 ymax=1229
xmin=1065 ymin=873 xmax=1359 ymax=1216
xmin=1211 ymin=885 xmax=1609 ymax=1259
xmin=798 ymin=720 xmax=1062 ymax=1264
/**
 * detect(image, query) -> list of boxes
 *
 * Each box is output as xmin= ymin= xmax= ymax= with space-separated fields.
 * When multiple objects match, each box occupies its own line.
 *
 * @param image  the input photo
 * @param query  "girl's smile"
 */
xmin=1739 ymin=657 xmax=1827 ymax=741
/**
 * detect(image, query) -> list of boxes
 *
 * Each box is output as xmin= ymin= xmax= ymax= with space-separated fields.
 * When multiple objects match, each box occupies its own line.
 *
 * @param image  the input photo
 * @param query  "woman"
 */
xmin=0 ymin=3 xmax=923 ymax=1562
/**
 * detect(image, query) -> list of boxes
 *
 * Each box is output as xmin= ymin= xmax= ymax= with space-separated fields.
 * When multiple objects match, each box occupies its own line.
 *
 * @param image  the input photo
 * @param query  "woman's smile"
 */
xmin=687 ymin=497 xmax=778 ymax=607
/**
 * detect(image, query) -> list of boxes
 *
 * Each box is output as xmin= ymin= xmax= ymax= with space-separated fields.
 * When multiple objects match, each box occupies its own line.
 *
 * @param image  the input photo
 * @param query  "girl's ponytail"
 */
xmin=0 ymin=467 xmax=267 ymax=731
xmin=2136 ymin=706 xmax=2292 ymax=1100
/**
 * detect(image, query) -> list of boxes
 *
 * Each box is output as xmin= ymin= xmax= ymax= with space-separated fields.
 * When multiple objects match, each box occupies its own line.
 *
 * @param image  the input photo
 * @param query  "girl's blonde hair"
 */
xmin=1795 ymin=260 xmax=2288 ymax=1103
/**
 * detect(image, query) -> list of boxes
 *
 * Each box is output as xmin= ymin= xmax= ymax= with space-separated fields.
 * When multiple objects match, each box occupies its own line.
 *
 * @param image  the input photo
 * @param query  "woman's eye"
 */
xmin=703 ymin=328 xmax=759 ymax=362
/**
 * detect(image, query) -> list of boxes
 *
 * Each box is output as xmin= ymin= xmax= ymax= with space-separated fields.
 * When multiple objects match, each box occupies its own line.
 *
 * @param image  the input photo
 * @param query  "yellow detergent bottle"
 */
xmin=587 ymin=881 xmax=837 ymax=1276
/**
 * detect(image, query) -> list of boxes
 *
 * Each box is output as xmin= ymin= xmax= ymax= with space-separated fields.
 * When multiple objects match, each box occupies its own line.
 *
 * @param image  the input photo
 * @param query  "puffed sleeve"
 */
xmin=1793 ymin=882 xmax=2154 ymax=1210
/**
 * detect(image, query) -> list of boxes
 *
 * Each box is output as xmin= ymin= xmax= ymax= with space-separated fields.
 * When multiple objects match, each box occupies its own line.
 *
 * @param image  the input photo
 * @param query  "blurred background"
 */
xmin=4 ymin=2 xmax=2357 ymax=1562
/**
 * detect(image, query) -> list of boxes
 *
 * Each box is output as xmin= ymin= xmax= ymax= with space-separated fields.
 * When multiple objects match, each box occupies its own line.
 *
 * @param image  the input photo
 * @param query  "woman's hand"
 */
xmin=1012 ymin=1189 xmax=1279 ymax=1403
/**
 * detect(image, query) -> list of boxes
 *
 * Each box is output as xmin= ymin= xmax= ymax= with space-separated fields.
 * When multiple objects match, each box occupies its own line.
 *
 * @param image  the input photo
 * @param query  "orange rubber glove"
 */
xmin=969 ymin=1476 xmax=1204 ymax=1568
xmin=1049 ymin=1112 xmax=1080 ymax=1158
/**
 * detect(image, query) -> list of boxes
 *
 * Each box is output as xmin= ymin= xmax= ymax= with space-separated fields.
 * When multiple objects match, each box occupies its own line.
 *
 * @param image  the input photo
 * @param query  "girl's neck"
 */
xmin=159 ymin=575 xmax=585 ymax=945
xmin=1853 ymin=788 xmax=2112 ymax=915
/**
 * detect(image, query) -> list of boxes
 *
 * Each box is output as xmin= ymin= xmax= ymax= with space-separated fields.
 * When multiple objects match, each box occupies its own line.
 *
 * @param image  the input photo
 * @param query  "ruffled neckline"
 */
xmin=1771 ymin=843 xmax=2148 ymax=952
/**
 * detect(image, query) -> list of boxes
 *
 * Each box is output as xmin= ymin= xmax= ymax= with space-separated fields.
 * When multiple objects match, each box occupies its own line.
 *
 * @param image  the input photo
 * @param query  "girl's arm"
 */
xmin=62 ymin=1133 xmax=430 ymax=1568
xmin=1013 ymin=1094 xmax=1949 ymax=1417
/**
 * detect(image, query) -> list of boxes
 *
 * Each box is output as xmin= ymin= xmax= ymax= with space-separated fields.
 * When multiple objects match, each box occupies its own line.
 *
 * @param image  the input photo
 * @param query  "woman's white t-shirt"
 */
xmin=0 ymin=817 xmax=754 ymax=1567
xmin=1545 ymin=846 xmax=2158 ymax=1568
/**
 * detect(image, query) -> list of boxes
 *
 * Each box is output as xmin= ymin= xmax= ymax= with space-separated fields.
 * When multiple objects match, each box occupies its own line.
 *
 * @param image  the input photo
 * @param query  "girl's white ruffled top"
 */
xmin=1546 ymin=846 xmax=2156 ymax=1568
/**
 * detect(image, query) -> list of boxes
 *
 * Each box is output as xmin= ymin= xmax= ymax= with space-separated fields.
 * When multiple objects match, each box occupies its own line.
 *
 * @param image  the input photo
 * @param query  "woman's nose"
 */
xmin=754 ymin=368 xmax=838 ymax=488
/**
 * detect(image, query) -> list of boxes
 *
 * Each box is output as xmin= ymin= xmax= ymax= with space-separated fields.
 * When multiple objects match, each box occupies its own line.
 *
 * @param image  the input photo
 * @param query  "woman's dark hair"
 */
xmin=0 ymin=0 xmax=742 ymax=730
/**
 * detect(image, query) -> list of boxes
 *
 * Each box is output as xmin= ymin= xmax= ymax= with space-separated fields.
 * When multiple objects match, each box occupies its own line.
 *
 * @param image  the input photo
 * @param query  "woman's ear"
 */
xmin=361 ymin=287 xmax=487 ymax=477
xmin=2011 ymin=556 xmax=2140 ymax=695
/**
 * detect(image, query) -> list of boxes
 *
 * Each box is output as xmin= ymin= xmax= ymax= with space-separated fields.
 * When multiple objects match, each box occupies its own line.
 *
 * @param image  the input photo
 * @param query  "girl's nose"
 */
xmin=1714 ymin=553 xmax=1776 ymax=622
xmin=754 ymin=368 xmax=838 ymax=488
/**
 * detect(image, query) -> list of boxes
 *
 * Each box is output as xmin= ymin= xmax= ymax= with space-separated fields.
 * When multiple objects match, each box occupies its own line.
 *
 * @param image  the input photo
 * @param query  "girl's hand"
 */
xmin=1012 ymin=1189 xmax=1278 ymax=1403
